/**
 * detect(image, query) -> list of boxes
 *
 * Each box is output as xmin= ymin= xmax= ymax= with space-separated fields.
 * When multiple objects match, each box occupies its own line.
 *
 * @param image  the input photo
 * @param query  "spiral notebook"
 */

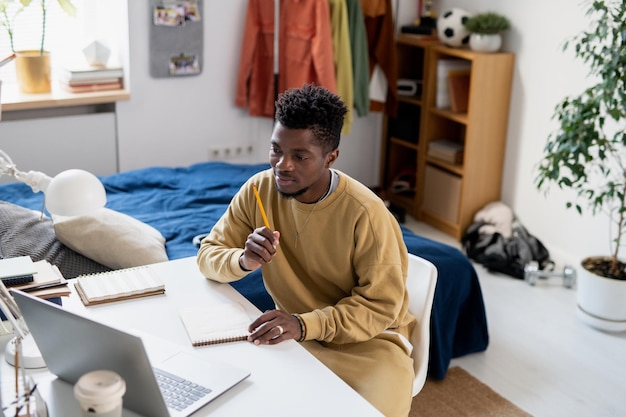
xmin=179 ymin=302 xmax=251 ymax=346
xmin=74 ymin=266 xmax=165 ymax=306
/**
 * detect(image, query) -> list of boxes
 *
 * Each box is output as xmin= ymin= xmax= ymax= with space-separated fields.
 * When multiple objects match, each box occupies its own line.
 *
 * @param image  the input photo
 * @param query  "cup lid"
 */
xmin=74 ymin=370 xmax=126 ymax=402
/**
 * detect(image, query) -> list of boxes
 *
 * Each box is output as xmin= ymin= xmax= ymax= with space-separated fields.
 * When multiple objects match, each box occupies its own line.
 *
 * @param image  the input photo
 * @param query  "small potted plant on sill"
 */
xmin=0 ymin=0 xmax=76 ymax=93
xmin=536 ymin=0 xmax=626 ymax=332
xmin=463 ymin=11 xmax=510 ymax=52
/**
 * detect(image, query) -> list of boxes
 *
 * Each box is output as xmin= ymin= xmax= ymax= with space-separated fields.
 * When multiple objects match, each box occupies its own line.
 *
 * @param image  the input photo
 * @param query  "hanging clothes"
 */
xmin=329 ymin=0 xmax=354 ymax=135
xmin=360 ymin=0 xmax=398 ymax=117
xmin=235 ymin=0 xmax=337 ymax=118
xmin=346 ymin=0 xmax=370 ymax=118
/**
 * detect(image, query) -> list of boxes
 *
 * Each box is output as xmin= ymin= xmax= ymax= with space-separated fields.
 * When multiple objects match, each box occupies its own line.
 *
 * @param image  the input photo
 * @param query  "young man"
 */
xmin=197 ymin=84 xmax=415 ymax=417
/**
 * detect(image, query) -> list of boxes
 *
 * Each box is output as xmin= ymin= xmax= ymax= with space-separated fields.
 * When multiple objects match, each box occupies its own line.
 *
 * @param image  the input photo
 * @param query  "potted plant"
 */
xmin=463 ymin=12 xmax=510 ymax=52
xmin=0 ymin=0 xmax=76 ymax=93
xmin=536 ymin=0 xmax=626 ymax=332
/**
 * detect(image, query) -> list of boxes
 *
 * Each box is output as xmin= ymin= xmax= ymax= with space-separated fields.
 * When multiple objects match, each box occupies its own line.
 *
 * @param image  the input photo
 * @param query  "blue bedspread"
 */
xmin=0 ymin=161 xmax=487 ymax=379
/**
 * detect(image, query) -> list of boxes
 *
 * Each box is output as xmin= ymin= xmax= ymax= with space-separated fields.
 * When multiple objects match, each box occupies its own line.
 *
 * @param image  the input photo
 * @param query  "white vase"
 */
xmin=469 ymin=33 xmax=502 ymax=52
xmin=577 ymin=256 xmax=626 ymax=332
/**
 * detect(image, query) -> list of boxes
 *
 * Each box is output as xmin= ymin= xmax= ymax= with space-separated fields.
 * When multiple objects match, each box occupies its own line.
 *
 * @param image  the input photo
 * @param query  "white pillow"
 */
xmin=53 ymin=208 xmax=168 ymax=270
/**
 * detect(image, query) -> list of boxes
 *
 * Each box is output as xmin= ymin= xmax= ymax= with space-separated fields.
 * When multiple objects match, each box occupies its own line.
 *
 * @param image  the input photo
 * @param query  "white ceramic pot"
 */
xmin=469 ymin=33 xmax=502 ymax=53
xmin=577 ymin=256 xmax=626 ymax=332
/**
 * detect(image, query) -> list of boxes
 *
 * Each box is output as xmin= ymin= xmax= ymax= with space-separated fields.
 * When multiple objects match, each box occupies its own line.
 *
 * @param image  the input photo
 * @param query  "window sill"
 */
xmin=0 ymin=83 xmax=130 ymax=112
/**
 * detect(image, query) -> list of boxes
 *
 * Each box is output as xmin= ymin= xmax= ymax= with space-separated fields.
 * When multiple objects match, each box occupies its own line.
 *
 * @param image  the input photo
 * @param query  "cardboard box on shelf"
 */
xmin=427 ymin=139 xmax=464 ymax=164
xmin=422 ymin=165 xmax=461 ymax=223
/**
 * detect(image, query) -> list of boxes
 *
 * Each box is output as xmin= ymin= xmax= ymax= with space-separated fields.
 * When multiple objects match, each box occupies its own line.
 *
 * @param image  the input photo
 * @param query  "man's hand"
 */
xmin=248 ymin=310 xmax=301 ymax=345
xmin=239 ymin=227 xmax=280 ymax=271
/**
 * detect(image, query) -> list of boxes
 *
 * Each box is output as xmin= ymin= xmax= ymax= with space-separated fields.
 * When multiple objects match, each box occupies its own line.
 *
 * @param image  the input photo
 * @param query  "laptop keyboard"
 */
xmin=154 ymin=367 xmax=212 ymax=412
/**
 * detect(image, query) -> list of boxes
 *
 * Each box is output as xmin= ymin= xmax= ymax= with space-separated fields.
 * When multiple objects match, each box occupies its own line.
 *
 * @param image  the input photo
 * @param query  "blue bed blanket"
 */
xmin=0 ymin=161 xmax=487 ymax=379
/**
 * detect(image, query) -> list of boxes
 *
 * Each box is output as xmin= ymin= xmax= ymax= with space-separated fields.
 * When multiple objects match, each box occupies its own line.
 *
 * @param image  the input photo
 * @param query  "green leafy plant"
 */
xmin=536 ymin=0 xmax=626 ymax=279
xmin=463 ymin=12 xmax=510 ymax=34
xmin=0 ymin=0 xmax=76 ymax=54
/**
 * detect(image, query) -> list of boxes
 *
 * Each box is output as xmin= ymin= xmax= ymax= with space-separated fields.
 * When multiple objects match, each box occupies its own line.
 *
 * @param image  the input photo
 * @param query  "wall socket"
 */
xmin=208 ymin=144 xmax=254 ymax=160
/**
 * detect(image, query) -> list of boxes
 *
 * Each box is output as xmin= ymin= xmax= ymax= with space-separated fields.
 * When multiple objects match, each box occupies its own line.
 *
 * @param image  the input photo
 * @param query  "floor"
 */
xmin=403 ymin=216 xmax=626 ymax=417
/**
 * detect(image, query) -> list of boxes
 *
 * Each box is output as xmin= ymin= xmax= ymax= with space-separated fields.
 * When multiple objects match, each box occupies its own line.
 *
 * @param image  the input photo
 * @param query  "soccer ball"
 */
xmin=436 ymin=8 xmax=472 ymax=48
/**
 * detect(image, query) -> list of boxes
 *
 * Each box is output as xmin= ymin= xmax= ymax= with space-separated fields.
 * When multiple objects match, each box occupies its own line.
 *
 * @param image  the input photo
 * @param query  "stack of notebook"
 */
xmin=0 ymin=256 xmax=70 ymax=299
xmin=0 ymin=256 xmax=36 ymax=286
xmin=59 ymin=64 xmax=124 ymax=93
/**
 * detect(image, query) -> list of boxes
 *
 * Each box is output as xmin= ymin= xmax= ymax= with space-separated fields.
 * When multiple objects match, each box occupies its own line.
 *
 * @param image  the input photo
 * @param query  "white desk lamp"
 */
xmin=0 ymin=148 xmax=107 ymax=369
xmin=0 ymin=149 xmax=106 ymax=217
xmin=0 ymin=281 xmax=44 ymax=369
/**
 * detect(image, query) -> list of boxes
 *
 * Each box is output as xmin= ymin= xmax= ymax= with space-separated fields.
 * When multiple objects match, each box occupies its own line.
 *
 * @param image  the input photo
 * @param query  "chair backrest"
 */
xmin=406 ymin=253 xmax=438 ymax=396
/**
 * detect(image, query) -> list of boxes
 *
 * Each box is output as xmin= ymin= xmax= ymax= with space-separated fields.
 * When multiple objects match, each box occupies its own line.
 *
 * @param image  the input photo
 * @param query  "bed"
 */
xmin=0 ymin=161 xmax=488 ymax=380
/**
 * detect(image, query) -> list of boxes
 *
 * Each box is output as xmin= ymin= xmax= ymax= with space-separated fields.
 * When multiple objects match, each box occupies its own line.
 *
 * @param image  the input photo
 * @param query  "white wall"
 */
xmin=435 ymin=0 xmax=607 ymax=265
xmin=116 ymin=1 xmax=391 ymax=187
xmin=3 ymin=1 xmax=602 ymax=265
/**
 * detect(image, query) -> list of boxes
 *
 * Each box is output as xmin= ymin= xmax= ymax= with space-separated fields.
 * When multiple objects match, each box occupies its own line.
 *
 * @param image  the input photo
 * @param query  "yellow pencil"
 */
xmin=252 ymin=184 xmax=271 ymax=229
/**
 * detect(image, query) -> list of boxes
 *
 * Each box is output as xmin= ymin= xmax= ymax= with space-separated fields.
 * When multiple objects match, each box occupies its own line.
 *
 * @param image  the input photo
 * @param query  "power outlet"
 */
xmin=208 ymin=144 xmax=254 ymax=160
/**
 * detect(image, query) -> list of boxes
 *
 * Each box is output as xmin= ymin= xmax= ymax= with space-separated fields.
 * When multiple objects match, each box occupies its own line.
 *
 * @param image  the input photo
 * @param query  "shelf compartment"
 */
xmin=383 ymin=143 xmax=417 ymax=187
xmin=422 ymin=165 xmax=461 ymax=225
xmin=397 ymin=40 xmax=426 ymax=81
xmin=388 ymin=101 xmax=421 ymax=145
xmin=382 ymin=139 xmax=418 ymax=211
xmin=424 ymin=113 xmax=466 ymax=145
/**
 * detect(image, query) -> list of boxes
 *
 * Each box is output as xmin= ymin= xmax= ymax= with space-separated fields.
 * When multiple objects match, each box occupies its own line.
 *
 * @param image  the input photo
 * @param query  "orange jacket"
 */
xmin=235 ymin=0 xmax=337 ymax=118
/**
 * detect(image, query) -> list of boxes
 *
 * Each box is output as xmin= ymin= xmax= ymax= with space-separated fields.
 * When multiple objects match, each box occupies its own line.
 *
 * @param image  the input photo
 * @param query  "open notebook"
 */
xmin=179 ymin=302 xmax=252 ymax=346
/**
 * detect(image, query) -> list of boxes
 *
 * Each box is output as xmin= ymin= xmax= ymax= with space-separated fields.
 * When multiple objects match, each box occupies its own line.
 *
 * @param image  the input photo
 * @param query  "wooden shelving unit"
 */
xmin=379 ymin=35 xmax=514 ymax=240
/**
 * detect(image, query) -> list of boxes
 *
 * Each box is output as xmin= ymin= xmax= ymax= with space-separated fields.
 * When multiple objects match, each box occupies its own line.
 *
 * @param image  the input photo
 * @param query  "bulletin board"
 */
xmin=149 ymin=0 xmax=204 ymax=78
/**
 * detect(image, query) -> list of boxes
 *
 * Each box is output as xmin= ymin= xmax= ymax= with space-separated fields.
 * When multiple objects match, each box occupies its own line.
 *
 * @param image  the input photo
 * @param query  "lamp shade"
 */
xmin=44 ymin=169 xmax=106 ymax=216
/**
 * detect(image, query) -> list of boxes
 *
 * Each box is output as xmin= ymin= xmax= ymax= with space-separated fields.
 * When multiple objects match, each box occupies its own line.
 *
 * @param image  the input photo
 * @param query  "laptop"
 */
xmin=11 ymin=289 xmax=251 ymax=417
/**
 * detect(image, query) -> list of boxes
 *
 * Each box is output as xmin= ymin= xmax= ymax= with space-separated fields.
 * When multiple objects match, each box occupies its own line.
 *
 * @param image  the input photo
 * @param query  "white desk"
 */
xmin=2 ymin=257 xmax=383 ymax=417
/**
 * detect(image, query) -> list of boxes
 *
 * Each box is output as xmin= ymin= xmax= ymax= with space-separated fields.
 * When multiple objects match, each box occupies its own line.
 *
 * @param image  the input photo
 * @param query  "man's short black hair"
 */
xmin=274 ymin=84 xmax=348 ymax=153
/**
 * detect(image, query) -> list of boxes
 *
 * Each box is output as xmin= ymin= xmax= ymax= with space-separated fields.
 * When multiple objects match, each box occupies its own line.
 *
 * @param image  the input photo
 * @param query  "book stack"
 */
xmin=428 ymin=139 xmax=465 ymax=164
xmin=0 ymin=256 xmax=36 ymax=287
xmin=59 ymin=65 xmax=124 ymax=93
xmin=0 ymin=256 xmax=70 ymax=299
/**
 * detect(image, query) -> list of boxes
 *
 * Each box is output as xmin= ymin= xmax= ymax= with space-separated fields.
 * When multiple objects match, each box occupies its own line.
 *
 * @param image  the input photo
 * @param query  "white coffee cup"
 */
xmin=74 ymin=370 xmax=126 ymax=417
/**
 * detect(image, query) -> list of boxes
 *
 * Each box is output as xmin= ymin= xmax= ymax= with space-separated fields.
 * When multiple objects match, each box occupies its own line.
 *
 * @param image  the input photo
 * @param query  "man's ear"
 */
xmin=326 ymin=149 xmax=339 ymax=167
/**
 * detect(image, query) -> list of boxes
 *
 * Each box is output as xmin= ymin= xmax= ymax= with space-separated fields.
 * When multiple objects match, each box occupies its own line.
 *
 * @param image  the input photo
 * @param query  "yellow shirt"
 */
xmin=197 ymin=168 xmax=414 ymax=345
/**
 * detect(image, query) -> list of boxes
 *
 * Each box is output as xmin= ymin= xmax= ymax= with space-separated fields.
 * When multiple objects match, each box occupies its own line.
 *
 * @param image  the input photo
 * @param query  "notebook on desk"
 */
xmin=11 ymin=289 xmax=251 ymax=417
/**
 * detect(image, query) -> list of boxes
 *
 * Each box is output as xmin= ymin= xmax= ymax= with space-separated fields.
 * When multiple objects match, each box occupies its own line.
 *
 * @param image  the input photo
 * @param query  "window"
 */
xmin=0 ymin=0 xmax=126 ymax=87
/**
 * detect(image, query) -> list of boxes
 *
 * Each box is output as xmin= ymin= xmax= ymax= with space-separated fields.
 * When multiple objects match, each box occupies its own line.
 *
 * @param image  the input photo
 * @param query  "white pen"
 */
xmin=0 ymin=53 xmax=16 ymax=69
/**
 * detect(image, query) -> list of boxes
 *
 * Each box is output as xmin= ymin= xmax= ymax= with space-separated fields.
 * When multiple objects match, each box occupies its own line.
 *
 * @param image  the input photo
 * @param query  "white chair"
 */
xmin=406 ymin=253 xmax=438 ymax=396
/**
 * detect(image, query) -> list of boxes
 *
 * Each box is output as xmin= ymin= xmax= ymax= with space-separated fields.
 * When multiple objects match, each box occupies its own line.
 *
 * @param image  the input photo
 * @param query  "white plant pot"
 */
xmin=469 ymin=33 xmax=502 ymax=52
xmin=577 ymin=256 xmax=626 ymax=332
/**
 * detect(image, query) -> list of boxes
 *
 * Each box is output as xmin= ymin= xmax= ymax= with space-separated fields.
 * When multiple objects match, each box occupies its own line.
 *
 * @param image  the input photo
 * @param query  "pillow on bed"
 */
xmin=53 ymin=207 xmax=168 ymax=270
xmin=0 ymin=201 xmax=112 ymax=278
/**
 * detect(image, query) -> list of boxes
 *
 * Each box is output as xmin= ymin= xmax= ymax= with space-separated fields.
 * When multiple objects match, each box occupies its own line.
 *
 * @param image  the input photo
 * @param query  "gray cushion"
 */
xmin=0 ymin=201 xmax=111 ymax=278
